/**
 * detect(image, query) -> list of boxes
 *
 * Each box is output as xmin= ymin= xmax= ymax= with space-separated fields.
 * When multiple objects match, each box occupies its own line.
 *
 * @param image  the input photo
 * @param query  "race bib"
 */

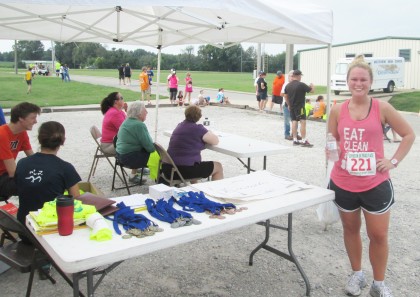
xmin=346 ymin=152 xmax=376 ymax=176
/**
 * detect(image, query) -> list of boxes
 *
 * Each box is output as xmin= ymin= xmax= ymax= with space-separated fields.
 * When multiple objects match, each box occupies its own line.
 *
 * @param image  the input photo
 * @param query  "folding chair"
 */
xmin=88 ymin=125 xmax=124 ymax=184
xmin=0 ymin=209 xmax=84 ymax=297
xmin=111 ymin=135 xmax=145 ymax=195
xmin=153 ymin=142 xmax=193 ymax=187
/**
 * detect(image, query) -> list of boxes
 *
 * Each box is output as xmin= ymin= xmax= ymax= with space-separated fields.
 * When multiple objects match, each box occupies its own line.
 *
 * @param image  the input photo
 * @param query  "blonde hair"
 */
xmin=347 ymin=55 xmax=373 ymax=81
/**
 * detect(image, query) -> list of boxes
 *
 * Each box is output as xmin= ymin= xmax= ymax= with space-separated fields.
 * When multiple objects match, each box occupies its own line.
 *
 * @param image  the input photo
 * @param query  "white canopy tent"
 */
xmin=0 ymin=0 xmax=333 ymax=139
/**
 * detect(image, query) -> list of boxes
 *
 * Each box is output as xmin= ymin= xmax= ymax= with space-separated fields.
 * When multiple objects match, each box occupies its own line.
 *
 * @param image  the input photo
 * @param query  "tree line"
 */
xmin=0 ymin=41 xmax=297 ymax=73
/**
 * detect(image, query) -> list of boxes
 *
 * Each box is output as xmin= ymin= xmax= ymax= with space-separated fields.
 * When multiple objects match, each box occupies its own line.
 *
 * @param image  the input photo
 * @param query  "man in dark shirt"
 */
xmin=284 ymin=70 xmax=314 ymax=147
xmin=118 ymin=64 xmax=125 ymax=85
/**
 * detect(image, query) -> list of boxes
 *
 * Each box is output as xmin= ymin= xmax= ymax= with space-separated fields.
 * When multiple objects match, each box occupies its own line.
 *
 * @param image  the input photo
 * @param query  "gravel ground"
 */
xmin=1 ymin=84 xmax=419 ymax=297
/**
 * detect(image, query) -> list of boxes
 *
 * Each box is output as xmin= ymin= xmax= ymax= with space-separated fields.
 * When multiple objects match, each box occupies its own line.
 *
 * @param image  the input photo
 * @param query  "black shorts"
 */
xmin=0 ymin=173 xmax=17 ymax=197
xmin=116 ymin=150 xmax=150 ymax=169
xmin=329 ymin=179 xmax=394 ymax=214
xmin=119 ymin=74 xmax=124 ymax=79
xmin=259 ymin=92 xmax=268 ymax=100
xmin=256 ymin=94 xmax=261 ymax=101
xmin=290 ymin=106 xmax=306 ymax=121
xmin=162 ymin=161 xmax=214 ymax=180
xmin=272 ymin=95 xmax=283 ymax=104
xmin=26 ymin=80 xmax=32 ymax=85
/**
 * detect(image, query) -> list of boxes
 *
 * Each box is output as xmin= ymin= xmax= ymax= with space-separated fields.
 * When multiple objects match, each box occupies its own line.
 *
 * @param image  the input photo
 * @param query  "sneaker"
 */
xmin=38 ymin=264 xmax=52 ymax=281
xmin=137 ymin=168 xmax=150 ymax=175
xmin=369 ymin=283 xmax=393 ymax=297
xmin=285 ymin=135 xmax=293 ymax=141
xmin=300 ymin=140 xmax=314 ymax=147
xmin=293 ymin=141 xmax=301 ymax=146
xmin=345 ymin=272 xmax=367 ymax=296
xmin=129 ymin=174 xmax=144 ymax=184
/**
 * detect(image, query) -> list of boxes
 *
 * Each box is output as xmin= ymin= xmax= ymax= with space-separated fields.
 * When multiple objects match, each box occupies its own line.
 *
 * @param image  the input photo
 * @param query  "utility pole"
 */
xmin=14 ymin=40 xmax=18 ymax=74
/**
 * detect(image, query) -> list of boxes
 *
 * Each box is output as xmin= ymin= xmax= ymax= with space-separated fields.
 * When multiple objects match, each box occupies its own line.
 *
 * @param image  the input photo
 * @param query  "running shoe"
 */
xmin=300 ymin=140 xmax=314 ymax=147
xmin=369 ymin=282 xmax=393 ymax=297
xmin=293 ymin=141 xmax=301 ymax=146
xmin=345 ymin=272 xmax=367 ymax=296
xmin=129 ymin=174 xmax=145 ymax=184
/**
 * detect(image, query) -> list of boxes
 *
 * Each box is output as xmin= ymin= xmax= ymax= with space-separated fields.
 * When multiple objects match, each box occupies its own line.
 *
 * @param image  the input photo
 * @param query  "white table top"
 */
xmin=27 ymin=173 xmax=334 ymax=274
xmin=163 ymin=130 xmax=289 ymax=158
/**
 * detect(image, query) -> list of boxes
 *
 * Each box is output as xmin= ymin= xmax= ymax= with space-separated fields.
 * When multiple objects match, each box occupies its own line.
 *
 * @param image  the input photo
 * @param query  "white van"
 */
xmin=331 ymin=57 xmax=405 ymax=95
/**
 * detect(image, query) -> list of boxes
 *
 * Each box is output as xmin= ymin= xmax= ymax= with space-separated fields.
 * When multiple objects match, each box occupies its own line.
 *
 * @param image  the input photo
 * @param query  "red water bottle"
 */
xmin=56 ymin=195 xmax=74 ymax=236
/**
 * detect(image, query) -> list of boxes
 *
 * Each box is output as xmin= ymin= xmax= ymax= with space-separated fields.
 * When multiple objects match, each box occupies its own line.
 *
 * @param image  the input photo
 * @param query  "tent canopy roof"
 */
xmin=0 ymin=0 xmax=333 ymax=48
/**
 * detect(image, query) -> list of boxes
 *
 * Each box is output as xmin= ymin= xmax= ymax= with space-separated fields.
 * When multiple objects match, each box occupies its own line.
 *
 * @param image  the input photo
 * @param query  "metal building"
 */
xmin=297 ymin=36 xmax=420 ymax=90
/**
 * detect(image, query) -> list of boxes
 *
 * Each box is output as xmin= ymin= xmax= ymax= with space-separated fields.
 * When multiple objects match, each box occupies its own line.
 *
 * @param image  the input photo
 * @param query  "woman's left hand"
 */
xmin=376 ymin=158 xmax=395 ymax=173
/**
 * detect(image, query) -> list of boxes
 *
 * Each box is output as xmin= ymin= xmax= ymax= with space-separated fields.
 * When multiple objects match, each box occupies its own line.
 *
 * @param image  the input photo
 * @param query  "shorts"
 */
xmin=56 ymin=69 xmax=59 ymax=73
xmin=141 ymin=89 xmax=151 ymax=96
xmin=125 ymin=74 xmax=131 ymax=78
xmin=162 ymin=161 xmax=214 ymax=180
xmin=259 ymin=92 xmax=268 ymax=100
xmin=272 ymin=95 xmax=283 ymax=104
xmin=116 ymin=150 xmax=150 ymax=169
xmin=26 ymin=80 xmax=32 ymax=85
xmin=256 ymin=94 xmax=261 ymax=101
xmin=0 ymin=173 xmax=17 ymax=197
xmin=329 ymin=179 xmax=394 ymax=214
xmin=290 ymin=106 xmax=306 ymax=121
xmin=119 ymin=74 xmax=124 ymax=79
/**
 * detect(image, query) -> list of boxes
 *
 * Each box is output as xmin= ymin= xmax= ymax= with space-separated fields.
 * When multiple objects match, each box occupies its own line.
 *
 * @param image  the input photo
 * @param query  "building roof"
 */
xmin=297 ymin=36 xmax=420 ymax=53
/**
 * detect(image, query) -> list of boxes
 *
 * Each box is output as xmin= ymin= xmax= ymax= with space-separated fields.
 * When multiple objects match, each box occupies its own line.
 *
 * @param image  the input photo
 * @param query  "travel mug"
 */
xmin=56 ymin=195 xmax=74 ymax=236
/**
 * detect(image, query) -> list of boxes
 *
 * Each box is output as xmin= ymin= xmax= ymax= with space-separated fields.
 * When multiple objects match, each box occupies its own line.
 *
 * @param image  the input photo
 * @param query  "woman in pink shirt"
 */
xmin=100 ymin=92 xmax=126 ymax=154
xmin=167 ymin=71 xmax=179 ymax=105
xmin=328 ymin=55 xmax=415 ymax=297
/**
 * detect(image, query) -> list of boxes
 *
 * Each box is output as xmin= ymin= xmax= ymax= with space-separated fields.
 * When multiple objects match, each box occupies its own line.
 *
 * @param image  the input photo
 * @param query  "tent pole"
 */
xmin=154 ymin=28 xmax=163 ymax=141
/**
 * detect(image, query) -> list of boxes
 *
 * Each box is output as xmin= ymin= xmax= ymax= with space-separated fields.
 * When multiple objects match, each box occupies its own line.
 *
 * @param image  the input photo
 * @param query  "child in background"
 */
xmin=177 ymin=90 xmax=184 ymax=106
xmin=185 ymin=73 xmax=193 ymax=104
xmin=216 ymin=88 xmax=231 ymax=104
xmin=313 ymin=95 xmax=326 ymax=119
xmin=198 ymin=89 xmax=210 ymax=106
xmin=305 ymin=98 xmax=314 ymax=117
xmin=25 ymin=67 xmax=32 ymax=94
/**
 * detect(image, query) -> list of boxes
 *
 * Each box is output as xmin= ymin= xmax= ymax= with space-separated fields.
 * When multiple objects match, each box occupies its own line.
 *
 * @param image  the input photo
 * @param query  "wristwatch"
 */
xmin=390 ymin=158 xmax=399 ymax=168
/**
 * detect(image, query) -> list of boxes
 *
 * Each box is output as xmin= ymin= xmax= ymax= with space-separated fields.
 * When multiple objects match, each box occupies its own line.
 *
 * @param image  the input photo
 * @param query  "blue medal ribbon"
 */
xmin=174 ymin=191 xmax=236 ymax=215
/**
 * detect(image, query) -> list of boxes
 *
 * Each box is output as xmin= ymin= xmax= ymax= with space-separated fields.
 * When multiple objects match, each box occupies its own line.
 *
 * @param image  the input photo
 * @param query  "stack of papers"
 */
xmin=190 ymin=171 xmax=312 ymax=204
xmin=27 ymin=211 xmax=87 ymax=235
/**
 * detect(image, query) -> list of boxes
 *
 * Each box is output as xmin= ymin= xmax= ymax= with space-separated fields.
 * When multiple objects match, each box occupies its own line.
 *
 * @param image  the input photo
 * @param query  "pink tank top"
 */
xmin=331 ymin=98 xmax=389 ymax=192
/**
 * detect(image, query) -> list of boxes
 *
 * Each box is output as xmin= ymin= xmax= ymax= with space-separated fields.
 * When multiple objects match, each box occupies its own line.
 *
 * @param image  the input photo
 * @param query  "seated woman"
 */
xmin=15 ymin=121 xmax=81 ymax=226
xmin=164 ymin=105 xmax=223 ymax=183
xmin=100 ymin=92 xmax=127 ymax=155
xmin=116 ymin=101 xmax=155 ymax=184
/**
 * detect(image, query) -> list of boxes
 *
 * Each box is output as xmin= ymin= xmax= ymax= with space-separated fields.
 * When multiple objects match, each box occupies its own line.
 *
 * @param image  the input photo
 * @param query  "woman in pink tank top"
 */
xmin=327 ymin=55 xmax=415 ymax=296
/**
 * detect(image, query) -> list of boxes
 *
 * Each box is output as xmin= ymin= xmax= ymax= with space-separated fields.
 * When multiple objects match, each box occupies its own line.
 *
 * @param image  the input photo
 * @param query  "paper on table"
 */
xmin=110 ymin=193 xmax=149 ymax=208
xmin=189 ymin=171 xmax=312 ymax=203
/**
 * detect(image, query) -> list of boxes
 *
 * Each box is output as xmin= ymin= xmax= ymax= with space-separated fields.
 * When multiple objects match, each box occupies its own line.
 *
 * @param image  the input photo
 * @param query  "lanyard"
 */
xmin=107 ymin=202 xmax=156 ymax=235
xmin=146 ymin=198 xmax=192 ymax=224
xmin=175 ymin=191 xmax=236 ymax=215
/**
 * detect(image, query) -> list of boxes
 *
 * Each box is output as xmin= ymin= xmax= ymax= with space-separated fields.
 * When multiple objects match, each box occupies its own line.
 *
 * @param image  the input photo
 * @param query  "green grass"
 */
xmin=388 ymin=92 xmax=420 ymax=113
xmin=0 ymin=69 xmax=156 ymax=108
xmin=71 ymin=68 xmax=328 ymax=94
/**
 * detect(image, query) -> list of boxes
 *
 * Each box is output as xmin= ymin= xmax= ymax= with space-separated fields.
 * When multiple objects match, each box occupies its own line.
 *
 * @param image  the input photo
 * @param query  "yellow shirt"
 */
xmin=25 ymin=71 xmax=32 ymax=81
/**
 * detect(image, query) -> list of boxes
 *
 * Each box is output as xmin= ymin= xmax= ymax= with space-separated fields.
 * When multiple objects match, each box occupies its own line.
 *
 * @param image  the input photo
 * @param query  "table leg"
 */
xmin=263 ymin=156 xmax=267 ymax=170
xmin=248 ymin=214 xmax=311 ymax=296
xmin=73 ymin=273 xmax=80 ymax=297
xmin=247 ymin=158 xmax=251 ymax=174
xmin=87 ymin=269 xmax=94 ymax=297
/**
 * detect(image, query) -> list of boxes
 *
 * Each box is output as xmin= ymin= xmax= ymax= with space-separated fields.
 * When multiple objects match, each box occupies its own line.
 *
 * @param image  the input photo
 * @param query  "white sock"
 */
xmin=353 ymin=270 xmax=363 ymax=277
xmin=373 ymin=280 xmax=384 ymax=287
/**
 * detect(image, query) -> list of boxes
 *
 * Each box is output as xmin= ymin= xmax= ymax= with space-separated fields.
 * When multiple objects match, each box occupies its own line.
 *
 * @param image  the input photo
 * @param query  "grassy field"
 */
xmin=0 ymin=69 xmax=150 ymax=108
xmin=70 ymin=68 xmax=329 ymax=94
xmin=0 ymin=67 xmax=419 ymax=112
